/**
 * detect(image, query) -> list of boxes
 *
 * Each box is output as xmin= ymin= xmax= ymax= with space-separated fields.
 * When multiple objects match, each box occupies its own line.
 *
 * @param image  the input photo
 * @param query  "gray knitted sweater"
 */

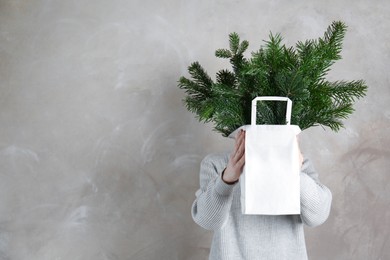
xmin=191 ymin=153 xmax=332 ymax=260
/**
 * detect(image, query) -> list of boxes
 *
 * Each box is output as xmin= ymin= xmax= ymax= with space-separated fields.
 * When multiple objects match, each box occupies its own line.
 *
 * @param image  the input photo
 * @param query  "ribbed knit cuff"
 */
xmin=214 ymin=174 xmax=237 ymax=196
xmin=300 ymin=173 xmax=313 ymax=200
xmin=299 ymin=171 xmax=332 ymax=227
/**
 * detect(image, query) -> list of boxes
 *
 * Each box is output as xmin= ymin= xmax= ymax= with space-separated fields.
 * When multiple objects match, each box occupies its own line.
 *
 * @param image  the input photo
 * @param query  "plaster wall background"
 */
xmin=0 ymin=0 xmax=389 ymax=259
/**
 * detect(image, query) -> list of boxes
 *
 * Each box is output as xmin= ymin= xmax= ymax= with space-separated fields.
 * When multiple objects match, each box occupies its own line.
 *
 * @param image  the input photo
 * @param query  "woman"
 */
xmin=191 ymin=130 xmax=332 ymax=259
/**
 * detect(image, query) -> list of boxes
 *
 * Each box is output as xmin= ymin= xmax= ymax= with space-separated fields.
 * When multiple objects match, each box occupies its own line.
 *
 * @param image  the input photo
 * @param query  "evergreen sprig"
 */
xmin=178 ymin=21 xmax=368 ymax=137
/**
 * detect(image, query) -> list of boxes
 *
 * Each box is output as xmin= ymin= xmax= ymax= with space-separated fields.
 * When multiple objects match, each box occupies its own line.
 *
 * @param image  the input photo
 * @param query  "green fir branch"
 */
xmin=178 ymin=21 xmax=368 ymax=137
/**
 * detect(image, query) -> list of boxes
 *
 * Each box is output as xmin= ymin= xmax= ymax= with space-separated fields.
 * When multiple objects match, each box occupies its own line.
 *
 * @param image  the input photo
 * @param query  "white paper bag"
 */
xmin=233 ymin=97 xmax=301 ymax=215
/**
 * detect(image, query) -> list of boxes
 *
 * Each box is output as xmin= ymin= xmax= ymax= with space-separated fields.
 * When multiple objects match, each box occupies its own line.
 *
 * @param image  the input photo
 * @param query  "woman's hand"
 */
xmin=223 ymin=129 xmax=245 ymax=184
xmin=297 ymin=136 xmax=303 ymax=168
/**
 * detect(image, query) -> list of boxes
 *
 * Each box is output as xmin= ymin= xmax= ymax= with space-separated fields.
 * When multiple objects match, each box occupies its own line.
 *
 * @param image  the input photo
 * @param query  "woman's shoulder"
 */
xmin=201 ymin=152 xmax=230 ymax=166
xmin=203 ymin=152 xmax=230 ymax=161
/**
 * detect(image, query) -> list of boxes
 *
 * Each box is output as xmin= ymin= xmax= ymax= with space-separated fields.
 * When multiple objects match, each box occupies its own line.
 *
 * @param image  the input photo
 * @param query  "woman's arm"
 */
xmin=191 ymin=154 xmax=236 ymax=230
xmin=299 ymin=158 xmax=332 ymax=227
xmin=191 ymin=130 xmax=245 ymax=230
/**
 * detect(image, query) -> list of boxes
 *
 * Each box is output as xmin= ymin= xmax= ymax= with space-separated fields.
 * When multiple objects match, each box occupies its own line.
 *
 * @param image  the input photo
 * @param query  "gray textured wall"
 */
xmin=0 ymin=0 xmax=389 ymax=259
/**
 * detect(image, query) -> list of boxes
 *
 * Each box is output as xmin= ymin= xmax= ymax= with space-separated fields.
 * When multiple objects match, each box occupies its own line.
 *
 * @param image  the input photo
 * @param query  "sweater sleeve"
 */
xmin=300 ymin=158 xmax=332 ymax=227
xmin=191 ymin=153 xmax=236 ymax=231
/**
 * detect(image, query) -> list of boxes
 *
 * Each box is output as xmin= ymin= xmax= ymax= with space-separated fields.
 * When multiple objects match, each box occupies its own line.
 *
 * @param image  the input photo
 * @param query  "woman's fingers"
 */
xmin=232 ymin=131 xmax=242 ymax=156
xmin=296 ymin=136 xmax=303 ymax=168
xmin=232 ymin=131 xmax=241 ymax=154
xmin=233 ymin=130 xmax=245 ymax=162
xmin=224 ymin=130 xmax=246 ymax=183
xmin=237 ymin=150 xmax=245 ymax=169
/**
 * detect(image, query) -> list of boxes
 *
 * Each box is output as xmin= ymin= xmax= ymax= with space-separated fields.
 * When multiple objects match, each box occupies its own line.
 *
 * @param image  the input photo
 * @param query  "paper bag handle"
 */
xmin=251 ymin=96 xmax=292 ymax=125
